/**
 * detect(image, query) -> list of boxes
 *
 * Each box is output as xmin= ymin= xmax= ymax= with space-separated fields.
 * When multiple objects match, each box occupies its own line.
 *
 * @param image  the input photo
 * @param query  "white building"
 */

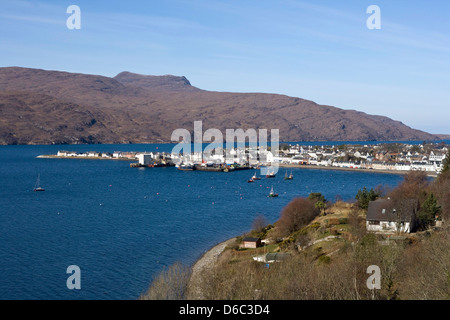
xmin=137 ymin=154 xmax=153 ymax=166
xmin=87 ymin=151 xmax=99 ymax=157
xmin=366 ymin=198 xmax=418 ymax=233
xmin=429 ymin=151 xmax=446 ymax=165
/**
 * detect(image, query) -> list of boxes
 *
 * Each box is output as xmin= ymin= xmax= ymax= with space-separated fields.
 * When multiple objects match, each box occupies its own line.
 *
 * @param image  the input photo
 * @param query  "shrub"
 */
xmin=140 ymin=262 xmax=191 ymax=300
xmin=327 ymin=218 xmax=340 ymax=226
xmin=310 ymin=222 xmax=320 ymax=229
xmin=330 ymin=228 xmax=339 ymax=235
xmin=276 ymin=197 xmax=320 ymax=237
xmin=317 ymin=255 xmax=331 ymax=265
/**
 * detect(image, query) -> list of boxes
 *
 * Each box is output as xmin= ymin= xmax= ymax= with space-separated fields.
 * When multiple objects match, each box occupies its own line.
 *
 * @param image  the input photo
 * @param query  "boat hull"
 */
xmin=194 ymin=165 xmax=224 ymax=172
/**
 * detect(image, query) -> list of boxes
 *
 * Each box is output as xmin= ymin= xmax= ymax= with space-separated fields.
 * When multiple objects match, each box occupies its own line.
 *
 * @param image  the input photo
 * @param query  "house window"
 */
xmin=369 ymin=221 xmax=380 ymax=225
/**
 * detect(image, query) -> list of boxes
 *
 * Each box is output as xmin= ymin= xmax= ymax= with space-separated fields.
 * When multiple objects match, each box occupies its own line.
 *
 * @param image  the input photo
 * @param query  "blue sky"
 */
xmin=1 ymin=0 xmax=449 ymax=134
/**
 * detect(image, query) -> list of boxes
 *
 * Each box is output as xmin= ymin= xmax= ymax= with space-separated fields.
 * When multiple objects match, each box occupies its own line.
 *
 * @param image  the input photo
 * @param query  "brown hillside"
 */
xmin=0 ymin=67 xmax=439 ymax=145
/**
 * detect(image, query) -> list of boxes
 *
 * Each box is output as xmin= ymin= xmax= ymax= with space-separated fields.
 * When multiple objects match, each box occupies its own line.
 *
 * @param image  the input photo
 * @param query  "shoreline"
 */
xmin=37 ymin=155 xmax=134 ymax=161
xmin=277 ymin=163 xmax=437 ymax=177
xmin=187 ymin=237 xmax=237 ymax=299
xmin=37 ymin=155 xmax=437 ymax=177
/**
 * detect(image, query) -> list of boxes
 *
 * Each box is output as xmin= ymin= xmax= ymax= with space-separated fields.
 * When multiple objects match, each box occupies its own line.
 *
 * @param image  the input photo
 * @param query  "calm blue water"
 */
xmin=0 ymin=143 xmax=409 ymax=300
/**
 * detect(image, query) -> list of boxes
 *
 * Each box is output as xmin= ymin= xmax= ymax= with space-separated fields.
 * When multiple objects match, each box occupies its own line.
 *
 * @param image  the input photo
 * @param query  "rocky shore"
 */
xmin=186 ymin=237 xmax=237 ymax=300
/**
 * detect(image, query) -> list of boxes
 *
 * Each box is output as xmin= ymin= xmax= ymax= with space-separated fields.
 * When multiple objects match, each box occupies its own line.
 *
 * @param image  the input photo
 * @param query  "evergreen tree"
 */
xmin=441 ymin=148 xmax=450 ymax=174
xmin=308 ymin=192 xmax=327 ymax=214
xmin=355 ymin=187 xmax=379 ymax=210
xmin=417 ymin=193 xmax=441 ymax=229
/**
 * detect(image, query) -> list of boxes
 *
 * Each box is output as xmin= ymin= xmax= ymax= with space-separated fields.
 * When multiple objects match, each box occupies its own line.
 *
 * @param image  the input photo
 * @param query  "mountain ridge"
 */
xmin=0 ymin=66 xmax=441 ymax=145
xmin=114 ymin=71 xmax=198 ymax=92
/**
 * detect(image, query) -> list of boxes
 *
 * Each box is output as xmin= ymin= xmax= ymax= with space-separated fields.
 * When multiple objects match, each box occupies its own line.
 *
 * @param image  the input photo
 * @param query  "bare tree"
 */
xmin=348 ymin=207 xmax=366 ymax=240
xmin=389 ymin=171 xmax=429 ymax=202
xmin=432 ymin=171 xmax=450 ymax=222
xmin=252 ymin=214 xmax=268 ymax=233
xmin=276 ymin=197 xmax=319 ymax=237
xmin=140 ymin=262 xmax=191 ymax=300
xmin=397 ymin=231 xmax=450 ymax=299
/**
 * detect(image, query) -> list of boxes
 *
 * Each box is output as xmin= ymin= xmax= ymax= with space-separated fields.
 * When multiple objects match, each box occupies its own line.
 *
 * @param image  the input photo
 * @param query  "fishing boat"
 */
xmin=284 ymin=171 xmax=293 ymax=180
xmin=194 ymin=164 xmax=223 ymax=172
xmin=33 ymin=174 xmax=45 ymax=192
xmin=223 ymin=166 xmax=235 ymax=173
xmin=177 ymin=163 xmax=194 ymax=171
xmin=268 ymin=186 xmax=278 ymax=197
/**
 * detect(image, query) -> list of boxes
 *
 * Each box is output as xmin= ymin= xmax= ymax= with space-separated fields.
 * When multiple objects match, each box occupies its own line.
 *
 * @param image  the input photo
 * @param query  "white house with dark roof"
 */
xmin=366 ymin=198 xmax=419 ymax=233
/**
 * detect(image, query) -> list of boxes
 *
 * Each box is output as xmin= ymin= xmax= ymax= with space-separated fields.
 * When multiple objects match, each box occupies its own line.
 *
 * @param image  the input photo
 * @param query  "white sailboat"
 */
xmin=284 ymin=170 xmax=293 ymax=180
xmin=34 ymin=174 xmax=45 ymax=192
xmin=268 ymin=186 xmax=278 ymax=197
xmin=252 ymin=171 xmax=261 ymax=180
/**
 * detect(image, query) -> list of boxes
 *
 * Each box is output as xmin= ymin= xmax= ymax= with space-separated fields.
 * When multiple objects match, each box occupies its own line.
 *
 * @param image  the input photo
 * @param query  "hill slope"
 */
xmin=0 ymin=67 xmax=439 ymax=145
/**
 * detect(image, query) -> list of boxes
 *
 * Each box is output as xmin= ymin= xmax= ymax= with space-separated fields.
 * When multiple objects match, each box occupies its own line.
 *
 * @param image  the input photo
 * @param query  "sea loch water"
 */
xmin=0 ymin=144 xmax=407 ymax=299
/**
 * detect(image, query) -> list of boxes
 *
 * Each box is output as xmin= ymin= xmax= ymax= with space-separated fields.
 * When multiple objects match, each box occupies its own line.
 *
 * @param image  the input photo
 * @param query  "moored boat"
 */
xmin=266 ymin=171 xmax=276 ymax=178
xmin=194 ymin=164 xmax=223 ymax=172
xmin=284 ymin=171 xmax=293 ymax=180
xmin=177 ymin=163 xmax=195 ymax=171
xmin=33 ymin=174 xmax=45 ymax=192
xmin=268 ymin=186 xmax=278 ymax=197
xmin=252 ymin=171 xmax=261 ymax=180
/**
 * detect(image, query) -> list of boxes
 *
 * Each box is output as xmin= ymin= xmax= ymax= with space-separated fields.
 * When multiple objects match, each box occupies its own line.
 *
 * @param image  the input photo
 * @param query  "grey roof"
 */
xmin=242 ymin=237 xmax=260 ymax=242
xmin=366 ymin=198 xmax=418 ymax=223
xmin=266 ymin=253 xmax=291 ymax=261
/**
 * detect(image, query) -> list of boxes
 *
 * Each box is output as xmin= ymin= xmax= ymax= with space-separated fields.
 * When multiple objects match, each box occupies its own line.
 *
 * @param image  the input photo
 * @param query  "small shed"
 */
xmin=265 ymin=252 xmax=291 ymax=263
xmin=253 ymin=252 xmax=291 ymax=263
xmin=241 ymin=237 xmax=262 ymax=249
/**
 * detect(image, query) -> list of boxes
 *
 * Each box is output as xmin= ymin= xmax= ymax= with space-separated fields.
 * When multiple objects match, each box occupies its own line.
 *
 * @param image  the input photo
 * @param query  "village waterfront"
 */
xmin=0 ymin=141 xmax=448 ymax=299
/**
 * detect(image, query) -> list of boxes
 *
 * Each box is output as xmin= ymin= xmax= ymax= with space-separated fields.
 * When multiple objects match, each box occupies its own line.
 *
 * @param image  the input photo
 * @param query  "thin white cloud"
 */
xmin=89 ymin=12 xmax=206 ymax=34
xmin=283 ymin=0 xmax=362 ymax=22
xmin=374 ymin=21 xmax=450 ymax=54
xmin=0 ymin=13 xmax=61 ymax=25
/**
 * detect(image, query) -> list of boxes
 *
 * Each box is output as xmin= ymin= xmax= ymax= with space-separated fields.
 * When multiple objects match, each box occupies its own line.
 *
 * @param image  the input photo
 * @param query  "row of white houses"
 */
xmin=56 ymin=146 xmax=447 ymax=172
